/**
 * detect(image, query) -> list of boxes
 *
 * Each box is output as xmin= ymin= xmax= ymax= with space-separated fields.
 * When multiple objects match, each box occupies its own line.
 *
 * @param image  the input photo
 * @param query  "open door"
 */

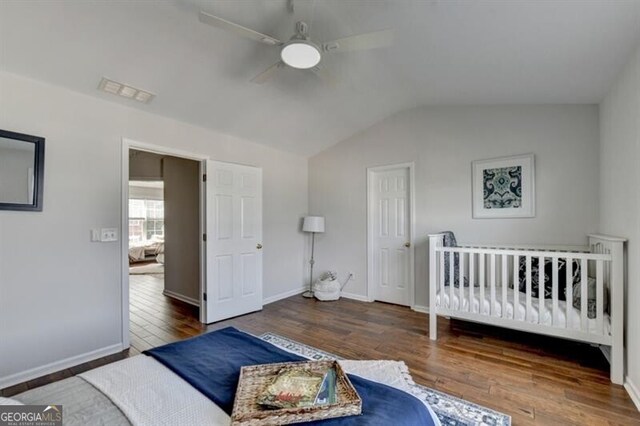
xmin=204 ymin=160 xmax=263 ymax=323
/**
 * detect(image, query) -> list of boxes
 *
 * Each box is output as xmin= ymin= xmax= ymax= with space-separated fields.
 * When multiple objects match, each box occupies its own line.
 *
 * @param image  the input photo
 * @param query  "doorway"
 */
xmin=121 ymin=140 xmax=209 ymax=350
xmin=367 ymin=163 xmax=415 ymax=307
xmin=120 ymin=139 xmax=265 ymax=350
xmin=126 ymin=148 xmax=202 ymax=352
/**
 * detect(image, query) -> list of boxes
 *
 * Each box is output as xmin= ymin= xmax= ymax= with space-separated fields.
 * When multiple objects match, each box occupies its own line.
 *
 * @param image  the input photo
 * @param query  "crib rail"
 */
xmin=440 ymin=247 xmax=608 ymax=330
xmin=427 ymin=233 xmax=626 ymax=384
xmin=458 ymin=242 xmax=590 ymax=253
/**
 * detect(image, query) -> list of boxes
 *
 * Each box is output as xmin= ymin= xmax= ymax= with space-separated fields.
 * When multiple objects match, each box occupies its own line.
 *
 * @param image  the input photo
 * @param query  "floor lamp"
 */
xmin=302 ymin=216 xmax=325 ymax=298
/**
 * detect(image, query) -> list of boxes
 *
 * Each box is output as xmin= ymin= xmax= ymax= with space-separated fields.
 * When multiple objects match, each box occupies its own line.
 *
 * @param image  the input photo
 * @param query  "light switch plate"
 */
xmin=101 ymin=228 xmax=118 ymax=242
xmin=90 ymin=229 xmax=101 ymax=242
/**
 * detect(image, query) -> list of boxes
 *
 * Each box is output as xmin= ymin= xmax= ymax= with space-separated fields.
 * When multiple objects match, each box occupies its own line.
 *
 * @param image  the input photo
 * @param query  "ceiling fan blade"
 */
xmin=310 ymin=65 xmax=336 ymax=87
xmin=199 ymin=11 xmax=283 ymax=46
xmin=321 ymin=29 xmax=393 ymax=53
xmin=251 ymin=61 xmax=285 ymax=84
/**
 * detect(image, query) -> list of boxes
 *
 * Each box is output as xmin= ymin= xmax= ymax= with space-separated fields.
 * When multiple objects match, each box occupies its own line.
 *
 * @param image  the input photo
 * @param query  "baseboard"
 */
xmin=0 ymin=343 xmax=123 ymax=390
xmin=412 ymin=305 xmax=429 ymax=313
xmin=340 ymin=292 xmax=371 ymax=302
xmin=265 ymin=289 xmax=414 ymax=306
xmin=625 ymin=377 xmax=640 ymax=411
xmin=162 ymin=289 xmax=199 ymax=306
xmin=264 ymin=289 xmax=373 ymax=304
xmin=263 ymin=287 xmax=306 ymax=305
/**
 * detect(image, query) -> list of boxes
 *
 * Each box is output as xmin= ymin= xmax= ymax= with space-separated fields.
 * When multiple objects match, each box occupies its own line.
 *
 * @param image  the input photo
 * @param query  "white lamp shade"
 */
xmin=302 ymin=216 xmax=325 ymax=233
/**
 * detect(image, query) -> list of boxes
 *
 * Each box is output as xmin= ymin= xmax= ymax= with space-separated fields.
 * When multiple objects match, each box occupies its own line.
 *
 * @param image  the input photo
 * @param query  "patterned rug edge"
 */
xmin=259 ymin=332 xmax=511 ymax=426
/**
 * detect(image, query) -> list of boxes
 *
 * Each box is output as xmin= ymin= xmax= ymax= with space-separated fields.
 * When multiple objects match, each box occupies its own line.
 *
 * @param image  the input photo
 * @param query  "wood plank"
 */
xmin=1 ymin=273 xmax=637 ymax=425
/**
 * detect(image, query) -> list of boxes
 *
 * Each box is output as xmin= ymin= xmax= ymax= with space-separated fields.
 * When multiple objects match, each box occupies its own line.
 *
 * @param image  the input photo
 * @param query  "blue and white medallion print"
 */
xmin=483 ymin=166 xmax=522 ymax=209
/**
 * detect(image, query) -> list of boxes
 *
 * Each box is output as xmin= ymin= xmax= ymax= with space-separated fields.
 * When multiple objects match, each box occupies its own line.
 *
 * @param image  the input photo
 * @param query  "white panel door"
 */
xmin=372 ymin=168 xmax=411 ymax=306
xmin=205 ymin=160 xmax=262 ymax=323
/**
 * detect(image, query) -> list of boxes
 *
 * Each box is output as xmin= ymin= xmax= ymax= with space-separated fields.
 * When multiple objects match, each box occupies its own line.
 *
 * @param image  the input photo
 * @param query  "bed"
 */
xmin=9 ymin=328 xmax=440 ymax=426
xmin=428 ymin=233 xmax=625 ymax=384
xmin=128 ymin=237 xmax=164 ymax=263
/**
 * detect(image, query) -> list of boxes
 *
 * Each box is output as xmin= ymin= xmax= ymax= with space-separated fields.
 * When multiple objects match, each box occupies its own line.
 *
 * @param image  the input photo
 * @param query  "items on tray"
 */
xmin=257 ymin=366 xmax=337 ymax=409
xmin=231 ymin=360 xmax=361 ymax=425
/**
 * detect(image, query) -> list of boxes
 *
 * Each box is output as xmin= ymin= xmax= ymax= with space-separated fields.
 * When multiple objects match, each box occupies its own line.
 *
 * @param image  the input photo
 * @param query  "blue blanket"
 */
xmin=145 ymin=327 xmax=435 ymax=425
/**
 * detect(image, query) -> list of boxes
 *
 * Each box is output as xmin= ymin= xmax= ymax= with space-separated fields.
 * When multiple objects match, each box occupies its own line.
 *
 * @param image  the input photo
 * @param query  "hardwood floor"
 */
xmin=2 ymin=274 xmax=638 ymax=425
xmin=128 ymin=273 xmax=200 ymax=355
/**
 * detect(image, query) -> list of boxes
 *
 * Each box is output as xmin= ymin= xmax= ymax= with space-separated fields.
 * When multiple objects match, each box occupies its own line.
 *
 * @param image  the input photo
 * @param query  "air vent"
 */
xmin=98 ymin=77 xmax=155 ymax=104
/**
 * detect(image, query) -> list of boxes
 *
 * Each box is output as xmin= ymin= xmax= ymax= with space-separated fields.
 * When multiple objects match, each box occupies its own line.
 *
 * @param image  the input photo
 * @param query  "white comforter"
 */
xmin=81 ymin=356 xmax=228 ymax=426
xmin=80 ymin=355 xmax=440 ymax=426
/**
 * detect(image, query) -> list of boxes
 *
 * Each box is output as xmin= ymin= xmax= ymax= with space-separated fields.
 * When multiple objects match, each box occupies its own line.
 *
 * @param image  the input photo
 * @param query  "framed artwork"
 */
xmin=472 ymin=153 xmax=535 ymax=219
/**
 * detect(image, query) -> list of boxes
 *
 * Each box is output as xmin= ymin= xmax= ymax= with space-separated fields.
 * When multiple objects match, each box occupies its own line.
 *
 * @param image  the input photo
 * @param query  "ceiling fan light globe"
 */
xmin=281 ymin=41 xmax=321 ymax=69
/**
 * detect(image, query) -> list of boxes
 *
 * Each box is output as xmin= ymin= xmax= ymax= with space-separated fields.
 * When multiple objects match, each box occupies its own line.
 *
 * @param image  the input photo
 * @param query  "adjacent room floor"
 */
xmin=2 ymin=296 xmax=638 ymax=424
xmin=128 ymin=273 xmax=200 ymax=354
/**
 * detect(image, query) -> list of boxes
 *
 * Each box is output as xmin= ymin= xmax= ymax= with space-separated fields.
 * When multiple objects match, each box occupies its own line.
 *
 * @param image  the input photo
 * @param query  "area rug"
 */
xmin=260 ymin=333 xmax=511 ymax=426
xmin=129 ymin=262 xmax=164 ymax=275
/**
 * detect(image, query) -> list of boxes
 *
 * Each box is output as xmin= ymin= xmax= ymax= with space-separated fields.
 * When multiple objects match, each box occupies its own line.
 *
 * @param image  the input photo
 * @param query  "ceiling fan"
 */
xmin=198 ymin=10 xmax=393 ymax=84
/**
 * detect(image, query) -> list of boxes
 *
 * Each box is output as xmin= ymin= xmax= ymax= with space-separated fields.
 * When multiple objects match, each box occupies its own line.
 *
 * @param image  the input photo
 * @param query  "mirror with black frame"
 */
xmin=0 ymin=129 xmax=45 ymax=211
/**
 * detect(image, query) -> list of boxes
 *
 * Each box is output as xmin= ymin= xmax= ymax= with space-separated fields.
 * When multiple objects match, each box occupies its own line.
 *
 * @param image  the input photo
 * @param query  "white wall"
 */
xmin=599 ymin=43 xmax=640 ymax=402
xmin=0 ymin=71 xmax=308 ymax=385
xmin=309 ymin=105 xmax=600 ymax=308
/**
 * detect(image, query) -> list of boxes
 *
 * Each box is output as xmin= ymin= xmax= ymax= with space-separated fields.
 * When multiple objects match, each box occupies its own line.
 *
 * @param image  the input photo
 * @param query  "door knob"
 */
xmin=404 ymin=242 xmax=411 ymax=248
xmin=256 ymin=243 xmax=263 ymax=250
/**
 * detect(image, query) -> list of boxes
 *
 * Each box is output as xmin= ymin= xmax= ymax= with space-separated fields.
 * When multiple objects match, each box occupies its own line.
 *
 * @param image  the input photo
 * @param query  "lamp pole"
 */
xmin=303 ymin=232 xmax=316 ymax=298
xmin=301 ymin=215 xmax=324 ymax=299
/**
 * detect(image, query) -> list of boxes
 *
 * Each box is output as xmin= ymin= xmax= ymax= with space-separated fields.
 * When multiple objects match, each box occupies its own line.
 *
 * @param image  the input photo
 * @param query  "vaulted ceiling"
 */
xmin=1 ymin=1 xmax=639 ymax=156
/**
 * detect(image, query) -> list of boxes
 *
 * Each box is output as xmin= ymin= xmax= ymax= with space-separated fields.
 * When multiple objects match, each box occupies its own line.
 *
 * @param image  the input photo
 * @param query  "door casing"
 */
xmin=120 ymin=138 xmax=209 ymax=349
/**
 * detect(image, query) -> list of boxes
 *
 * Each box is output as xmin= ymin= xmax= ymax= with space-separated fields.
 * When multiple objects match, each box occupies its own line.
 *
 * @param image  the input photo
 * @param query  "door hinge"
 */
xmin=203 ymin=233 xmax=207 ymax=242
xmin=202 ymin=173 xmax=207 ymax=182
xmin=203 ymin=292 xmax=207 ymax=301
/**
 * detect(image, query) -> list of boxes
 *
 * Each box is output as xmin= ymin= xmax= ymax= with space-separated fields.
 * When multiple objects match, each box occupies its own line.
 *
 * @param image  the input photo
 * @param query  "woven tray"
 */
xmin=231 ymin=360 xmax=362 ymax=425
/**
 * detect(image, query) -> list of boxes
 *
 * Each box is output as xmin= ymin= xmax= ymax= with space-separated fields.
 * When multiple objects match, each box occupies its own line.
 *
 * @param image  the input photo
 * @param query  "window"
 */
xmin=146 ymin=200 xmax=164 ymax=219
xmin=129 ymin=219 xmax=144 ymax=242
xmin=146 ymin=220 xmax=164 ymax=240
xmin=129 ymin=199 xmax=146 ymax=219
xmin=129 ymin=198 xmax=164 ymax=242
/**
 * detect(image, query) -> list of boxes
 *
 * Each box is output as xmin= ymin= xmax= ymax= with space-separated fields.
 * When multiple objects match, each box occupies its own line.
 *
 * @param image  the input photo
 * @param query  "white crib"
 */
xmin=428 ymin=233 xmax=626 ymax=384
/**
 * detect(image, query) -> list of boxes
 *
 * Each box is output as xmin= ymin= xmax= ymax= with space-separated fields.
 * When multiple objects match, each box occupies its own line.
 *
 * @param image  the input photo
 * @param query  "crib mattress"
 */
xmin=436 ymin=287 xmax=610 ymax=334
